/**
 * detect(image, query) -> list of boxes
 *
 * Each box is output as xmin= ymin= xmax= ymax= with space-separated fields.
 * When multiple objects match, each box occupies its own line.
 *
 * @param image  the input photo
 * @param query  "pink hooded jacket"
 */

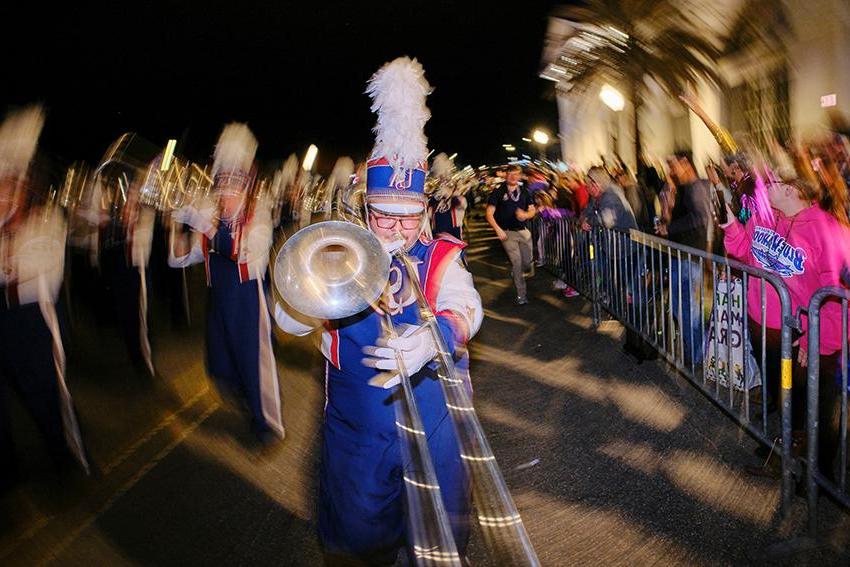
xmin=724 ymin=204 xmax=850 ymax=355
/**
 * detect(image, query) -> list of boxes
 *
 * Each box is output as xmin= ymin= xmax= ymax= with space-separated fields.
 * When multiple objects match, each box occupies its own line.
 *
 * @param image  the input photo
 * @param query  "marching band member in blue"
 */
xmin=169 ymin=123 xmax=284 ymax=443
xmin=273 ymin=57 xmax=483 ymax=565
xmin=0 ymin=105 xmax=88 ymax=490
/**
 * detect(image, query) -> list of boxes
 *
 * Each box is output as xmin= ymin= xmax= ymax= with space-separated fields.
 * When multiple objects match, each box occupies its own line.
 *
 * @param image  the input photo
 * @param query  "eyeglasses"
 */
xmin=370 ymin=211 xmax=421 ymax=230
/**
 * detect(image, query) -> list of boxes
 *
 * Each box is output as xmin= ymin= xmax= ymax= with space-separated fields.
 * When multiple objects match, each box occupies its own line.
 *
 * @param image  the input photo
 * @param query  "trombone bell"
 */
xmin=273 ymin=221 xmax=391 ymax=320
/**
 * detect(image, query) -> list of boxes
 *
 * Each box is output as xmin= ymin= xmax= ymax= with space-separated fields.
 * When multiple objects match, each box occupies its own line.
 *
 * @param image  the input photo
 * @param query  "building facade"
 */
xmin=541 ymin=0 xmax=850 ymax=173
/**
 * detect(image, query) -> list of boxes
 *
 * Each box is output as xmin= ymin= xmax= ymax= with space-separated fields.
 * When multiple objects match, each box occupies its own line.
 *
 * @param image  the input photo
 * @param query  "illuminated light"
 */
xmin=461 ymin=454 xmax=496 ymax=462
xmin=446 ymin=403 xmax=475 ymax=412
xmin=448 ymin=153 xmax=458 ymax=160
xmin=302 ymin=144 xmax=318 ymax=171
xmin=521 ymin=137 xmax=532 ymax=142
xmin=395 ymin=421 xmax=425 ymax=436
xmin=821 ymin=94 xmax=837 ymax=108
xmin=161 ymin=139 xmax=177 ymax=171
xmin=501 ymin=143 xmax=513 ymax=148
xmin=478 ymin=165 xmax=487 ymax=170
xmin=403 ymin=476 xmax=439 ymax=490
xmin=532 ymin=130 xmax=549 ymax=145
xmin=478 ymin=514 xmax=523 ymax=527
xmin=599 ymin=84 xmax=625 ymax=111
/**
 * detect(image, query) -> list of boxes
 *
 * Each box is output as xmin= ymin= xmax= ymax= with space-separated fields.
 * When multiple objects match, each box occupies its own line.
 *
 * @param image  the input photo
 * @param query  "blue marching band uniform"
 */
xmin=274 ymin=57 xmax=483 ymax=563
xmin=169 ymin=123 xmax=284 ymax=440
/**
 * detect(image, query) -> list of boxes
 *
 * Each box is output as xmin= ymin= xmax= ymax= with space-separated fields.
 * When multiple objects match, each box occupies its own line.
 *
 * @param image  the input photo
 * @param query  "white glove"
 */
xmin=362 ymin=323 xmax=437 ymax=389
xmin=172 ymin=204 xmax=216 ymax=235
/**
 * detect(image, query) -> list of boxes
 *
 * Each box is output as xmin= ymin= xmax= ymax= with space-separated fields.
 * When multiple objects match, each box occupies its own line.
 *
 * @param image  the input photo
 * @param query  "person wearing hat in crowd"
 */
xmin=272 ymin=56 xmax=482 ymax=565
xmin=0 ymin=105 xmax=88 ymax=490
xmin=168 ymin=123 xmax=284 ymax=444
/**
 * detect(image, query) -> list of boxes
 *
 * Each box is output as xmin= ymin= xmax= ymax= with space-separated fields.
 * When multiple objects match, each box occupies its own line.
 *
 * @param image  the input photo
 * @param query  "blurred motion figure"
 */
xmin=169 ymin=123 xmax=283 ymax=443
xmin=0 ymin=105 xmax=88 ymax=489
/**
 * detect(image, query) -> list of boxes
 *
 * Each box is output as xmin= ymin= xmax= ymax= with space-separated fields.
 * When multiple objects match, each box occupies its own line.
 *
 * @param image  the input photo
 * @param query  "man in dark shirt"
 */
xmin=486 ymin=164 xmax=536 ymax=304
xmin=655 ymin=151 xmax=710 ymax=367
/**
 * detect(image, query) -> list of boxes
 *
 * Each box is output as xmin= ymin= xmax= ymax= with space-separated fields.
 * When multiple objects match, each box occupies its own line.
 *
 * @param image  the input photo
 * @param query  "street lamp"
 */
xmin=532 ymin=129 xmax=549 ymax=145
xmin=599 ymin=84 xmax=625 ymax=111
xmin=531 ymin=129 xmax=550 ymax=160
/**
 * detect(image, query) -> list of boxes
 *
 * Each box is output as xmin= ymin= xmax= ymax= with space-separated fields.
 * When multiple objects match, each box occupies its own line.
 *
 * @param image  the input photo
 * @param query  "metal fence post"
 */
xmin=589 ymin=226 xmax=600 ymax=326
xmin=806 ymin=291 xmax=823 ymax=536
xmin=779 ymin=290 xmax=796 ymax=517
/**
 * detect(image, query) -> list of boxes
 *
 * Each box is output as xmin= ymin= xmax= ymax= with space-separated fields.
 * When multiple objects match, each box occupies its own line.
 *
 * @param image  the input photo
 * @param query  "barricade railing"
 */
xmin=806 ymin=287 xmax=850 ymax=535
xmin=535 ymin=216 xmax=797 ymax=515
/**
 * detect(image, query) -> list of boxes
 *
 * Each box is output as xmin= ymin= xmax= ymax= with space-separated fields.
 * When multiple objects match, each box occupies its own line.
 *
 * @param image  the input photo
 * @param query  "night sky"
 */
xmin=3 ymin=1 xmax=559 ymax=173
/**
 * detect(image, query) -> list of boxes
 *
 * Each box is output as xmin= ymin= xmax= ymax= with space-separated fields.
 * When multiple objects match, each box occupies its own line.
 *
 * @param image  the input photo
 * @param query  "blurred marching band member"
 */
xmin=0 ymin=106 xmax=88 ymax=490
xmin=95 ymin=159 xmax=156 ymax=374
xmin=169 ymin=123 xmax=284 ymax=443
xmin=273 ymin=57 xmax=482 ymax=564
xmin=427 ymin=152 xmax=467 ymax=241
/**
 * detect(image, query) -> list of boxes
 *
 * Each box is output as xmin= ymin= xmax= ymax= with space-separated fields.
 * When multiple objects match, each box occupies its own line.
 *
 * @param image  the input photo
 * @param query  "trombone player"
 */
xmin=273 ymin=57 xmax=483 ymax=564
xmin=168 ymin=123 xmax=284 ymax=444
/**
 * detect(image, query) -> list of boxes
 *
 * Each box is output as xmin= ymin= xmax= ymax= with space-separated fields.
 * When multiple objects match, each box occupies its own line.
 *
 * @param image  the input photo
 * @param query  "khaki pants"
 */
xmin=501 ymin=229 xmax=533 ymax=299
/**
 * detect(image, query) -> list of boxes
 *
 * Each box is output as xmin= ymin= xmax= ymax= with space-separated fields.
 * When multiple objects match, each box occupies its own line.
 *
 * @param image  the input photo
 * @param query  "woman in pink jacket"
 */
xmin=722 ymin=177 xmax=850 ymax=479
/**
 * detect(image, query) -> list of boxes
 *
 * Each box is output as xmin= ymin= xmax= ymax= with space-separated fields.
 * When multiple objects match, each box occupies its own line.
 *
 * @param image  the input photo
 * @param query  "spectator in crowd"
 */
xmin=617 ymin=166 xmax=657 ymax=233
xmin=486 ymin=164 xmax=536 ymax=305
xmin=724 ymin=153 xmax=757 ymax=224
xmin=566 ymin=175 xmax=589 ymax=214
xmin=580 ymin=166 xmax=636 ymax=232
xmin=722 ymin=175 xmax=850 ymax=480
xmin=655 ymin=151 xmax=712 ymax=367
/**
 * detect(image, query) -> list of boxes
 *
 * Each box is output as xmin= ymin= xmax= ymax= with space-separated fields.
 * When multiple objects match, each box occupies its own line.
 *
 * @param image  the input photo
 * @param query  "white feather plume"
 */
xmin=0 ymin=104 xmax=45 ymax=179
xmin=212 ymin=122 xmax=258 ymax=176
xmin=329 ymin=156 xmax=354 ymax=188
xmin=430 ymin=152 xmax=454 ymax=179
xmin=366 ymin=56 xmax=432 ymax=173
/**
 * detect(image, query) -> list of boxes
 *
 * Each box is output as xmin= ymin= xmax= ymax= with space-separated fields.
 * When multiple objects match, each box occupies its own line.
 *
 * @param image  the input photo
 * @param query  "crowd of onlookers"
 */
xmin=475 ymin=127 xmax=850 ymax=483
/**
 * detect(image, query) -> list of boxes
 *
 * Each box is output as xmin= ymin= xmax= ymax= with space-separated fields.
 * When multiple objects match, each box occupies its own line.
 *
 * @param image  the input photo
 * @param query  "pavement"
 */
xmin=1 ymin=217 xmax=849 ymax=566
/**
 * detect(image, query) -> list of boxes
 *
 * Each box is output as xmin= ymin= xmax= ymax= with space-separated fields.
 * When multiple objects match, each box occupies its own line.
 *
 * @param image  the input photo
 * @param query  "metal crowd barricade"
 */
xmin=806 ymin=287 xmax=850 ymax=535
xmin=535 ymin=216 xmax=797 ymax=515
xmin=537 ymin=216 xmax=600 ymax=322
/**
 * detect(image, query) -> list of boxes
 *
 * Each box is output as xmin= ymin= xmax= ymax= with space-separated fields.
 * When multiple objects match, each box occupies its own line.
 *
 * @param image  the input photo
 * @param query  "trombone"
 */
xmin=273 ymin=215 xmax=540 ymax=566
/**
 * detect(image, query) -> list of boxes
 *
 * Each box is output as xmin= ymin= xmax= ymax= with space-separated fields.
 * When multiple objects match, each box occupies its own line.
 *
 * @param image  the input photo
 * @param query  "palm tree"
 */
xmin=547 ymin=0 xmax=722 ymax=167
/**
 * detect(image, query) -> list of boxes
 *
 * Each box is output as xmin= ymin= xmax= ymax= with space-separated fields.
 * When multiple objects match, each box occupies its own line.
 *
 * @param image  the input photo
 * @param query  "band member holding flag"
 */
xmin=169 ymin=123 xmax=284 ymax=443
xmin=273 ymin=56 xmax=483 ymax=564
